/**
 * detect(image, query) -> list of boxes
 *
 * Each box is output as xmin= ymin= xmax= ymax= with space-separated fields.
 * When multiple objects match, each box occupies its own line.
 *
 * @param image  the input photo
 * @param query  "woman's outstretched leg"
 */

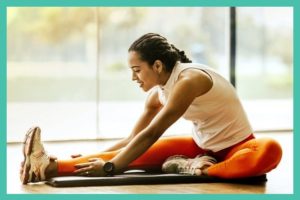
xmin=21 ymin=126 xmax=207 ymax=183
xmin=206 ymin=138 xmax=282 ymax=178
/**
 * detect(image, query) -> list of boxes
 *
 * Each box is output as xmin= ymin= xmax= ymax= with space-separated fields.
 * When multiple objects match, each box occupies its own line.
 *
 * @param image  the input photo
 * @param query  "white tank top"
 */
xmin=157 ymin=62 xmax=253 ymax=152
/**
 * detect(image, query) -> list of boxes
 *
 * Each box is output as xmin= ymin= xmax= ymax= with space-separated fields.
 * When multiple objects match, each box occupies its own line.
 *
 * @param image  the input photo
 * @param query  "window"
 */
xmin=7 ymin=8 xmax=98 ymax=141
xmin=236 ymin=7 xmax=293 ymax=131
xmin=7 ymin=7 xmax=228 ymax=142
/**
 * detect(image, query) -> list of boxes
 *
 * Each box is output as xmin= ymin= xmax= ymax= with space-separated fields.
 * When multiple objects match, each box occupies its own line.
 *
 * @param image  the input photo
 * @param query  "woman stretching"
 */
xmin=20 ymin=33 xmax=282 ymax=184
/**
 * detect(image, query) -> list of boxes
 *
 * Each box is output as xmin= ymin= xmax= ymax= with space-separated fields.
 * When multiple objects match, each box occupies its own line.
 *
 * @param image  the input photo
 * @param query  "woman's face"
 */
xmin=128 ymin=51 xmax=160 ymax=92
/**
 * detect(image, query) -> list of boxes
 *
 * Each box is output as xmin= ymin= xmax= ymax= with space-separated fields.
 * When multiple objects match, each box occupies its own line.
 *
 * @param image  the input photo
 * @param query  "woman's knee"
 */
xmin=257 ymin=138 xmax=283 ymax=168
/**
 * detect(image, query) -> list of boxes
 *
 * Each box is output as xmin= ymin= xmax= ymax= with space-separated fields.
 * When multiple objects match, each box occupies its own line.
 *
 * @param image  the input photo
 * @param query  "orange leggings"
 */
xmin=57 ymin=135 xmax=282 ymax=178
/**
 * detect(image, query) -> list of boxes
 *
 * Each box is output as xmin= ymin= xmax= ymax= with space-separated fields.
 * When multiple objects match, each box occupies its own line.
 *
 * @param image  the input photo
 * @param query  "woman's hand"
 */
xmin=74 ymin=158 xmax=106 ymax=177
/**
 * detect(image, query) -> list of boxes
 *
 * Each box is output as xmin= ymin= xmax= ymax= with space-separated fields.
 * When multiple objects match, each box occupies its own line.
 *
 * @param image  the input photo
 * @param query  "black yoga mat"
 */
xmin=46 ymin=173 xmax=267 ymax=187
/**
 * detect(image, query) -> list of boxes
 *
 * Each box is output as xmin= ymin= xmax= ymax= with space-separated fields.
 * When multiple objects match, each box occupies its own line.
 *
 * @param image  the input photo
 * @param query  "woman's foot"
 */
xmin=162 ymin=154 xmax=217 ymax=176
xmin=20 ymin=126 xmax=51 ymax=184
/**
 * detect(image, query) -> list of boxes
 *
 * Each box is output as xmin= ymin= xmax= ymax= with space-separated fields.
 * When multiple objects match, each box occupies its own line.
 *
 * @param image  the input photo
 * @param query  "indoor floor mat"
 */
xmin=46 ymin=173 xmax=267 ymax=187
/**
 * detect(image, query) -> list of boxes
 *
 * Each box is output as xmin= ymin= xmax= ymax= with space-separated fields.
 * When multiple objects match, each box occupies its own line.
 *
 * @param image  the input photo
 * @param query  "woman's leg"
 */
xmin=57 ymin=136 xmax=206 ymax=176
xmin=206 ymin=138 xmax=282 ymax=178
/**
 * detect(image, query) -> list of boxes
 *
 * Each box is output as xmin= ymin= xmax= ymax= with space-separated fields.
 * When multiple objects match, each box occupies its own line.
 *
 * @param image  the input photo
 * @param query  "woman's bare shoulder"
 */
xmin=177 ymin=68 xmax=213 ymax=97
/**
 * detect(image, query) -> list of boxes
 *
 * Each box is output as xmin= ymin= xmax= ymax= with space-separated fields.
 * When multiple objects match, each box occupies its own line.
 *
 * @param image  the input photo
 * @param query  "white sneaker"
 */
xmin=162 ymin=154 xmax=217 ymax=175
xmin=20 ymin=126 xmax=50 ymax=184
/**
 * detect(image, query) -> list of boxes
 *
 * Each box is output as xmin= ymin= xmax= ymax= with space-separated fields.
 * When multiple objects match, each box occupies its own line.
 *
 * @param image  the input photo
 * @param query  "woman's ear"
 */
xmin=153 ymin=60 xmax=163 ymax=74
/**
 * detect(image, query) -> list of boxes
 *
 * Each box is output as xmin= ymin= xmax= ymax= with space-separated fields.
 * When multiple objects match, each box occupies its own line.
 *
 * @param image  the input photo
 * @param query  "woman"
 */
xmin=20 ymin=33 xmax=282 ymax=184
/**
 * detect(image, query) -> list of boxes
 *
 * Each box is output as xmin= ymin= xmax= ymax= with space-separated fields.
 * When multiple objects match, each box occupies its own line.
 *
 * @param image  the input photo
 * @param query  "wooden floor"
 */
xmin=7 ymin=132 xmax=293 ymax=194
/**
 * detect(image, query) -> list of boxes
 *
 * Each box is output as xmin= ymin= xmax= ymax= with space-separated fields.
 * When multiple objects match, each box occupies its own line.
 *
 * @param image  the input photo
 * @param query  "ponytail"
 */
xmin=170 ymin=44 xmax=192 ymax=63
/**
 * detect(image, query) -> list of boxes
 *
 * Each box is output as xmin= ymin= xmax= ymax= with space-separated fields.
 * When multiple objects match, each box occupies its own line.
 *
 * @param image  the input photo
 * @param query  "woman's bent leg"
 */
xmin=207 ymin=138 xmax=282 ymax=178
xmin=57 ymin=136 xmax=205 ymax=176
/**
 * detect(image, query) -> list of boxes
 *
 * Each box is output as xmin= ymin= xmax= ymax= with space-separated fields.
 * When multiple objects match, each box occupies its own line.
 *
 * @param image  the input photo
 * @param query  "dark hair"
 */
xmin=128 ymin=33 xmax=192 ymax=72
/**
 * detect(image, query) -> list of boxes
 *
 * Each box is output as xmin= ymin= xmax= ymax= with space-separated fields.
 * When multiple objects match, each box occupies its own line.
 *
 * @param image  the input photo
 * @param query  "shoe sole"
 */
xmin=20 ymin=127 xmax=38 ymax=184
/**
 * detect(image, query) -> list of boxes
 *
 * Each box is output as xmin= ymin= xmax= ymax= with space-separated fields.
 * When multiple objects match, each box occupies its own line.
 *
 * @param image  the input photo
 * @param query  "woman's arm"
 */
xmin=111 ymin=70 xmax=213 ymax=173
xmin=103 ymin=88 xmax=162 ymax=152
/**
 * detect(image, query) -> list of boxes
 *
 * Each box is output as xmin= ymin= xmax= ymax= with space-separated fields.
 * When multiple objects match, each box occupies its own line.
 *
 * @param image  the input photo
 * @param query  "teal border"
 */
xmin=1 ymin=0 xmax=298 ymax=199
xmin=0 ymin=0 xmax=295 ymax=7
